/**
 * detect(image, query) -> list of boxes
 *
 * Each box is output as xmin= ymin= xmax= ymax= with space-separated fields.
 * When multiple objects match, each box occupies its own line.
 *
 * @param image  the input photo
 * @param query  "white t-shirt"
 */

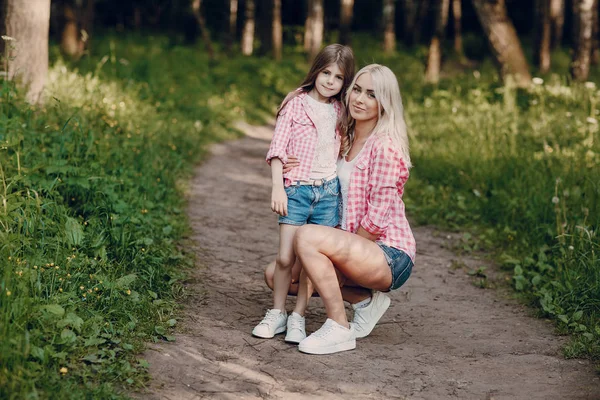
xmin=305 ymin=95 xmax=338 ymax=180
xmin=336 ymin=152 xmax=362 ymax=230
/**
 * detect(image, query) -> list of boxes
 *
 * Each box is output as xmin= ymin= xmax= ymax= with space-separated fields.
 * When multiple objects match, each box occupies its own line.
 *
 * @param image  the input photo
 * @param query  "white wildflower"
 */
xmin=586 ymin=117 xmax=598 ymax=125
xmin=532 ymin=77 xmax=544 ymax=85
xmin=584 ymin=81 xmax=596 ymax=90
xmin=552 ymin=196 xmax=560 ymax=204
xmin=1 ymin=35 xmax=15 ymax=42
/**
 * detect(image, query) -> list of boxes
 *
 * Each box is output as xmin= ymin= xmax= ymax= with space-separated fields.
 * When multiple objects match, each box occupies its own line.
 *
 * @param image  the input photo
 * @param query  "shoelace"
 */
xmin=260 ymin=310 xmax=282 ymax=325
xmin=288 ymin=317 xmax=304 ymax=330
xmin=311 ymin=323 xmax=335 ymax=338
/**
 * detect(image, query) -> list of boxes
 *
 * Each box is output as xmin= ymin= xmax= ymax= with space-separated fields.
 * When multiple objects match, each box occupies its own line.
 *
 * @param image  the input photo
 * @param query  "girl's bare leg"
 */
xmin=272 ymin=224 xmax=301 ymax=310
xmin=292 ymin=269 xmax=313 ymax=316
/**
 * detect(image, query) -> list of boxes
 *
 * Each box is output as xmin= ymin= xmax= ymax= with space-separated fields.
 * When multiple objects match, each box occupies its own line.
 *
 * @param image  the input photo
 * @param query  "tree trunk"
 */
xmin=257 ymin=0 xmax=272 ymax=55
xmin=402 ymin=0 xmax=419 ymax=46
xmin=571 ymin=0 xmax=596 ymax=80
xmin=191 ymin=0 xmax=215 ymax=59
xmin=452 ymin=0 xmax=463 ymax=56
xmin=549 ymin=0 xmax=564 ymax=48
xmin=414 ymin=0 xmax=431 ymax=44
xmin=242 ymin=0 xmax=256 ymax=55
xmin=534 ymin=0 xmax=552 ymax=73
xmin=471 ymin=0 xmax=531 ymax=87
xmin=304 ymin=0 xmax=313 ymax=52
xmin=60 ymin=3 xmax=83 ymax=60
xmin=227 ymin=0 xmax=238 ymax=53
xmin=1 ymin=0 xmax=50 ymax=104
xmin=339 ymin=0 xmax=354 ymax=45
xmin=592 ymin=0 xmax=599 ymax=64
xmin=383 ymin=0 xmax=396 ymax=53
xmin=272 ymin=0 xmax=282 ymax=61
xmin=425 ymin=0 xmax=450 ymax=83
xmin=308 ymin=0 xmax=324 ymax=61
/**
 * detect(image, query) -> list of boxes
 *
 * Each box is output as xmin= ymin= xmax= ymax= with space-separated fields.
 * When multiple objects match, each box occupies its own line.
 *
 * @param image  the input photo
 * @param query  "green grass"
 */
xmin=1 ymin=31 xmax=598 ymax=399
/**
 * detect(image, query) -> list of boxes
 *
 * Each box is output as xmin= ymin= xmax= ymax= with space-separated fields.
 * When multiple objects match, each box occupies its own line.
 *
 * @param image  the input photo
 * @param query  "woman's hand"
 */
xmin=282 ymin=155 xmax=300 ymax=174
xmin=271 ymin=185 xmax=288 ymax=216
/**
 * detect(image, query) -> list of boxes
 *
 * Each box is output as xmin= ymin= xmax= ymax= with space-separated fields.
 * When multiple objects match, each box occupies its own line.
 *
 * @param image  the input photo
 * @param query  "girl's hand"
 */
xmin=271 ymin=185 xmax=288 ymax=216
xmin=282 ymin=155 xmax=300 ymax=174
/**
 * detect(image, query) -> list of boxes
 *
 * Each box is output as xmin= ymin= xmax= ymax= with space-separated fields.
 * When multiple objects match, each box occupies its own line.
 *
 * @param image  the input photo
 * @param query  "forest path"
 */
xmin=136 ymin=123 xmax=599 ymax=400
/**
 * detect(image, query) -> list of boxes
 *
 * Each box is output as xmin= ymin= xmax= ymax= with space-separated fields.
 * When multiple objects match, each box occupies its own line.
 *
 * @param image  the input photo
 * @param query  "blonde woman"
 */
xmin=293 ymin=64 xmax=416 ymax=355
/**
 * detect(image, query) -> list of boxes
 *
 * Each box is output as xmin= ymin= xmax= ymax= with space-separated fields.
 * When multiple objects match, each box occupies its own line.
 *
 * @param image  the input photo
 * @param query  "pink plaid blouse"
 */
xmin=266 ymin=91 xmax=342 ymax=186
xmin=345 ymin=133 xmax=416 ymax=261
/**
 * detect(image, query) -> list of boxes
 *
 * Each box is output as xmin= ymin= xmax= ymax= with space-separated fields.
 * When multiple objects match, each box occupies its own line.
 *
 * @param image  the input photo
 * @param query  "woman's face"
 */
xmin=349 ymin=73 xmax=379 ymax=124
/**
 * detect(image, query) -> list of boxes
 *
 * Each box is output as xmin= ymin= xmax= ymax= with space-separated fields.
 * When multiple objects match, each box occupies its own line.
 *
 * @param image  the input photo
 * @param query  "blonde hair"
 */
xmin=340 ymin=64 xmax=411 ymax=168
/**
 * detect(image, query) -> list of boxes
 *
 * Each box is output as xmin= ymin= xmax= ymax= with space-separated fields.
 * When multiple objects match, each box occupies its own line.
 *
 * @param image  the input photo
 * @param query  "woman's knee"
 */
xmin=293 ymin=225 xmax=322 ymax=253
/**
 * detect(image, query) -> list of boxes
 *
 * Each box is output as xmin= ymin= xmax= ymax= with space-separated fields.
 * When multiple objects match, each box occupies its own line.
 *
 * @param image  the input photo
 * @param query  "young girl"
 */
xmin=252 ymin=44 xmax=355 ymax=343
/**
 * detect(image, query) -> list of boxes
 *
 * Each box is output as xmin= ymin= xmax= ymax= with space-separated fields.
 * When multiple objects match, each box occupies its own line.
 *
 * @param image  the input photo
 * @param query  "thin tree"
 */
xmin=272 ymin=0 xmax=282 ymax=61
xmin=534 ymin=0 xmax=552 ymax=73
xmin=191 ymin=0 xmax=215 ymax=59
xmin=425 ymin=0 xmax=450 ymax=83
xmin=402 ymin=0 xmax=419 ymax=46
xmin=304 ymin=0 xmax=314 ymax=52
xmin=242 ymin=0 xmax=256 ymax=55
xmin=1 ymin=0 xmax=51 ymax=104
xmin=452 ymin=0 xmax=464 ymax=57
xmin=227 ymin=0 xmax=238 ymax=53
xmin=60 ymin=2 xmax=84 ymax=60
xmin=307 ymin=0 xmax=324 ymax=61
xmin=571 ymin=0 xmax=596 ymax=80
xmin=340 ymin=0 xmax=354 ymax=45
xmin=414 ymin=0 xmax=431 ymax=44
xmin=257 ymin=0 xmax=272 ymax=55
xmin=471 ymin=0 xmax=531 ymax=87
xmin=592 ymin=0 xmax=599 ymax=64
xmin=550 ymin=0 xmax=565 ymax=48
xmin=383 ymin=0 xmax=396 ymax=54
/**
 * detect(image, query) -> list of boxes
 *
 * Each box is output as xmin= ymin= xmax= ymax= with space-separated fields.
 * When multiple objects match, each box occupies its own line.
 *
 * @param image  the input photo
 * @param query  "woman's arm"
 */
xmin=360 ymin=140 xmax=408 ymax=236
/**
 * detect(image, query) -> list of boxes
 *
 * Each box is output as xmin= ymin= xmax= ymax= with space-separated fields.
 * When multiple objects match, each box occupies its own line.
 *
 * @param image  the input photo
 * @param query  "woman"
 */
xmin=292 ymin=64 xmax=416 ymax=355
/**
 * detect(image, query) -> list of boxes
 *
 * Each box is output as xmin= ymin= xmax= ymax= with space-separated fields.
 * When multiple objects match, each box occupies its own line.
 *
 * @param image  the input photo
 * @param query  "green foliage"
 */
xmin=2 ymin=31 xmax=599 ymax=398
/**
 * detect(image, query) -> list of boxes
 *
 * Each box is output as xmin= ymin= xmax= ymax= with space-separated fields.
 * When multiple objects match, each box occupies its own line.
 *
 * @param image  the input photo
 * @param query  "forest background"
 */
xmin=0 ymin=0 xmax=599 ymax=399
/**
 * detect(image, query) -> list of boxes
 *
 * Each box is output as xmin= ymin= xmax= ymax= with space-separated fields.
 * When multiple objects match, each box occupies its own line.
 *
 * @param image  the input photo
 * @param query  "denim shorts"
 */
xmin=377 ymin=243 xmax=413 ymax=291
xmin=278 ymin=177 xmax=340 ymax=227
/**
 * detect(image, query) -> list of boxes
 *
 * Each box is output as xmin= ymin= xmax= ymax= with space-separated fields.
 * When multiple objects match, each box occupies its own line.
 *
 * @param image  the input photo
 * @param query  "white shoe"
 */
xmin=298 ymin=318 xmax=356 ymax=355
xmin=284 ymin=312 xmax=306 ymax=343
xmin=252 ymin=309 xmax=287 ymax=338
xmin=351 ymin=291 xmax=391 ymax=339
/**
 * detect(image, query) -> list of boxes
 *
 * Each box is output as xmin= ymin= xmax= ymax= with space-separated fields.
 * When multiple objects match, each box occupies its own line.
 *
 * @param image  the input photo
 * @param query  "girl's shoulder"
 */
xmin=279 ymin=90 xmax=307 ymax=115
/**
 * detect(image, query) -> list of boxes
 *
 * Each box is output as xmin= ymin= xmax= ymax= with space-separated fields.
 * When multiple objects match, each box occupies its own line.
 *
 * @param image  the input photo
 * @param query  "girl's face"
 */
xmin=349 ymin=73 xmax=379 ymax=124
xmin=312 ymin=63 xmax=345 ymax=102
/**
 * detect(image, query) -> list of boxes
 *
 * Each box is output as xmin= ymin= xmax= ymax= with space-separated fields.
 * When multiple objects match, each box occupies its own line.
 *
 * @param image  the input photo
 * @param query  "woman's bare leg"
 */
xmin=294 ymin=225 xmax=391 ymax=328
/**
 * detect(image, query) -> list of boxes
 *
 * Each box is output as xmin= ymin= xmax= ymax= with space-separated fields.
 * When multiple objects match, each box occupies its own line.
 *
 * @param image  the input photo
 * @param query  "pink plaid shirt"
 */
xmin=345 ymin=133 xmax=416 ymax=261
xmin=266 ymin=91 xmax=342 ymax=186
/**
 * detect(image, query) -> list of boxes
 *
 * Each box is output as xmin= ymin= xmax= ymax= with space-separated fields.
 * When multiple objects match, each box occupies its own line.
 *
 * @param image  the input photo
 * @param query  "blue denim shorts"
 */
xmin=278 ymin=177 xmax=340 ymax=227
xmin=377 ymin=243 xmax=413 ymax=291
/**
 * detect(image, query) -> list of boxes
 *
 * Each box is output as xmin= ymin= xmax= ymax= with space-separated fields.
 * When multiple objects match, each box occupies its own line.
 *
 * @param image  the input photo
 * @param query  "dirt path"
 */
xmin=137 ymin=124 xmax=599 ymax=400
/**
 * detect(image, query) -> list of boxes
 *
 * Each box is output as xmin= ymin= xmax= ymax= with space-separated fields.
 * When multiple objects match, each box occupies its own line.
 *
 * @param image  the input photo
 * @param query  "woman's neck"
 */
xmin=354 ymin=120 xmax=377 ymax=142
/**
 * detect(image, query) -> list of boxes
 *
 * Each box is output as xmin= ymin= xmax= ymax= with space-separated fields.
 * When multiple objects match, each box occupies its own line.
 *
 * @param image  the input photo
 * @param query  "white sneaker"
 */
xmin=298 ymin=318 xmax=356 ymax=355
xmin=284 ymin=312 xmax=306 ymax=344
xmin=351 ymin=291 xmax=391 ymax=339
xmin=252 ymin=309 xmax=287 ymax=338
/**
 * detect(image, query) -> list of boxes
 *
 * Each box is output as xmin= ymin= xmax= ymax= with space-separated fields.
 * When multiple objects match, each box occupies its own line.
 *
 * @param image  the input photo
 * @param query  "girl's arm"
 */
xmin=270 ymin=158 xmax=288 ymax=216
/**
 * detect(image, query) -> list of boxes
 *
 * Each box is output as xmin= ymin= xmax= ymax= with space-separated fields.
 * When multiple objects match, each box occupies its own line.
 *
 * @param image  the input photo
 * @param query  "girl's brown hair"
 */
xmin=277 ymin=44 xmax=355 ymax=116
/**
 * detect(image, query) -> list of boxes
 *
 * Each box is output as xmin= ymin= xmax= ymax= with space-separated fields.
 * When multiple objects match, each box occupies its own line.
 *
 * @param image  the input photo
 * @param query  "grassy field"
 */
xmin=0 ymin=32 xmax=598 ymax=398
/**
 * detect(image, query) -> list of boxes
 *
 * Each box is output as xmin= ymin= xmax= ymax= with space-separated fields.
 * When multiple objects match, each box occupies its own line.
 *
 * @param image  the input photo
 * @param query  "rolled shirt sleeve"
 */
xmin=266 ymin=101 xmax=295 ymax=165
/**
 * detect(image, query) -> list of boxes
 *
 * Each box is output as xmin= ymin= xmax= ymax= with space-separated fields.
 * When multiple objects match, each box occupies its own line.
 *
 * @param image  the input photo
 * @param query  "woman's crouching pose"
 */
xmin=293 ymin=64 xmax=416 ymax=355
